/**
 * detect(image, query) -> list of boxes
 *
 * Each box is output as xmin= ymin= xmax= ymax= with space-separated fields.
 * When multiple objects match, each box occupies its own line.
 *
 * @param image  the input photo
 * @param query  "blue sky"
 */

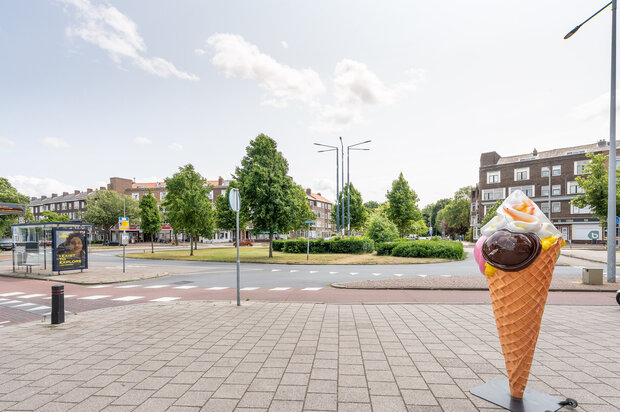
xmin=0 ymin=0 xmax=617 ymax=206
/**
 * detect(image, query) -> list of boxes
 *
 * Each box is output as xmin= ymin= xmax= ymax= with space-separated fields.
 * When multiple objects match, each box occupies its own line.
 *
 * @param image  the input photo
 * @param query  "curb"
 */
xmin=330 ymin=283 xmax=618 ymax=293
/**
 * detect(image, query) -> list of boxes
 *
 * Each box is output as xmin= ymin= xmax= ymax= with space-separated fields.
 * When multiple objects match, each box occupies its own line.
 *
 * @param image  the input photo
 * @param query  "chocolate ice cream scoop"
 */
xmin=481 ymin=230 xmax=542 ymax=272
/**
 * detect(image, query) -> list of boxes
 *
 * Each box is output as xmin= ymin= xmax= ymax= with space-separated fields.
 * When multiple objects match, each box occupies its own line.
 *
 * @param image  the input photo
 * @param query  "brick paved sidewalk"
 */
xmin=0 ymin=302 xmax=619 ymax=412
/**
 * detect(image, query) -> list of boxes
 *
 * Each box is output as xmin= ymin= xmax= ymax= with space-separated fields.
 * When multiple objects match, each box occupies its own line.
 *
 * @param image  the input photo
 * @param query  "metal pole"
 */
xmin=123 ymin=197 xmax=126 ymax=273
xmin=608 ymin=0 xmax=617 ymax=283
xmin=548 ymin=168 xmax=551 ymax=220
xmin=336 ymin=148 xmax=340 ymax=236
xmin=340 ymin=137 xmax=345 ymax=237
xmin=347 ymin=146 xmax=351 ymax=236
xmin=236 ymin=209 xmax=240 ymax=306
xmin=307 ymin=222 xmax=310 ymax=261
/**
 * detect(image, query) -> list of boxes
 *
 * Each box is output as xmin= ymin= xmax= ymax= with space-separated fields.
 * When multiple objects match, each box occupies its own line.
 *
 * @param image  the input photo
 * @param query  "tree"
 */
xmin=434 ymin=187 xmax=471 ymax=236
xmin=84 ymin=190 xmax=139 ymax=243
xmin=366 ymin=214 xmax=398 ymax=243
xmin=410 ymin=219 xmax=429 ymax=236
xmin=480 ymin=199 xmax=503 ymax=227
xmin=40 ymin=210 xmax=70 ymax=222
xmin=0 ymin=178 xmax=31 ymax=237
xmin=572 ymin=152 xmax=620 ymax=225
xmin=364 ymin=201 xmax=381 ymax=215
xmin=214 ymin=182 xmax=249 ymax=242
xmin=235 ymin=134 xmax=312 ymax=257
xmin=428 ymin=198 xmax=451 ymax=233
xmin=331 ymin=183 xmax=366 ymax=232
xmin=163 ymin=164 xmax=214 ymax=256
xmin=139 ymin=191 xmax=162 ymax=253
xmin=385 ymin=173 xmax=421 ymax=237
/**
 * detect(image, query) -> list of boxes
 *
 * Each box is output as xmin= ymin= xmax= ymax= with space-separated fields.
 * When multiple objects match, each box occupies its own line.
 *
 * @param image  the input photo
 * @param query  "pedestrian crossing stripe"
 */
xmin=149 ymin=297 xmax=180 ymax=302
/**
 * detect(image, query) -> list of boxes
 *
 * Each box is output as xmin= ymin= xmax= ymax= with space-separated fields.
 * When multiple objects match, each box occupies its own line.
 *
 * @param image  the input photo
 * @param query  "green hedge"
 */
xmin=376 ymin=239 xmax=464 ymax=259
xmin=272 ymin=237 xmax=375 ymax=254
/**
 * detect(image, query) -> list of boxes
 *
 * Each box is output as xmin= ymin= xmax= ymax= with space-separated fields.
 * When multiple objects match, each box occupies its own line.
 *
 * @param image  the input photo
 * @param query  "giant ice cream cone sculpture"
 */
xmin=474 ymin=190 xmax=564 ymax=399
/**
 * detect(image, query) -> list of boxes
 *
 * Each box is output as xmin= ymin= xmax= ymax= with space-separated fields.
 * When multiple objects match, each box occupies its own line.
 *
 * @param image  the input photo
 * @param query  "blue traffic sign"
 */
xmin=305 ymin=220 xmax=313 ymax=224
xmin=616 ymin=216 xmax=619 ymax=225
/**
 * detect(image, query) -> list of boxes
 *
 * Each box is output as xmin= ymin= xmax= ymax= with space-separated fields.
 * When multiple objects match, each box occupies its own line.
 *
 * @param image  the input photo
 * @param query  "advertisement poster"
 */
xmin=52 ymin=229 xmax=88 ymax=271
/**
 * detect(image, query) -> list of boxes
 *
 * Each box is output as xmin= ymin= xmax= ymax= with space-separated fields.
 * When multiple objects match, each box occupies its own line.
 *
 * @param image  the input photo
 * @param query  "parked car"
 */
xmin=0 ymin=238 xmax=13 ymax=251
xmin=105 ymin=241 xmax=120 ymax=246
xmin=39 ymin=240 xmax=52 ymax=247
xmin=238 ymin=239 xmax=253 ymax=246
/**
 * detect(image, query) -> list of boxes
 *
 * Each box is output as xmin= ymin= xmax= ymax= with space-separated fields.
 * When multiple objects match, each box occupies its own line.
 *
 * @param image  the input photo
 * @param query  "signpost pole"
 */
xmin=236 ymin=209 xmax=240 ymax=307
xmin=123 ymin=198 xmax=126 ymax=273
xmin=307 ymin=223 xmax=310 ymax=261
xmin=229 ymin=188 xmax=241 ymax=307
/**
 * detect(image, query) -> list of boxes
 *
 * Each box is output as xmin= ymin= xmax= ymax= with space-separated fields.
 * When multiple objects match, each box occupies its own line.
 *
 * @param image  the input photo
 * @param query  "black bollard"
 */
xmin=51 ymin=285 xmax=64 ymax=324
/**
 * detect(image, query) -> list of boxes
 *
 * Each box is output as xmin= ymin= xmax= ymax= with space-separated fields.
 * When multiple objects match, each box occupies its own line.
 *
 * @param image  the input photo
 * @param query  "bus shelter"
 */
xmin=10 ymin=222 xmax=93 ymax=274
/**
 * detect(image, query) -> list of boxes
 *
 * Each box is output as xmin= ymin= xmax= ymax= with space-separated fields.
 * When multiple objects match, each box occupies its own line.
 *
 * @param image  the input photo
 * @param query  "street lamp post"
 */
xmin=565 ymin=1 xmax=617 ymax=283
xmin=314 ymin=143 xmax=340 ymax=235
xmin=339 ymin=137 xmax=345 ymax=236
xmin=346 ymin=140 xmax=371 ymax=236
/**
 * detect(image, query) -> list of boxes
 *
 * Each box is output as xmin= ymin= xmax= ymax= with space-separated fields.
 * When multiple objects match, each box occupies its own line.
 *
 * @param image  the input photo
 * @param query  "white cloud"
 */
xmin=134 ymin=137 xmax=152 ymax=145
xmin=207 ymin=33 xmax=325 ymax=107
xmin=281 ymin=41 xmax=288 ymax=49
xmin=60 ymin=0 xmax=199 ymax=81
xmin=571 ymin=91 xmax=618 ymax=121
xmin=168 ymin=143 xmax=183 ymax=151
xmin=41 ymin=137 xmax=70 ymax=148
xmin=194 ymin=48 xmax=205 ymax=55
xmin=0 ymin=137 xmax=15 ymax=149
xmin=135 ymin=176 xmax=162 ymax=183
xmin=8 ymin=176 xmax=75 ymax=197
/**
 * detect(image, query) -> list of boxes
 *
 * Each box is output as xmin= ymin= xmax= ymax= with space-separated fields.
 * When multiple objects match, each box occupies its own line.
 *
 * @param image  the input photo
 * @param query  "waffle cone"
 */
xmin=486 ymin=241 xmax=561 ymax=399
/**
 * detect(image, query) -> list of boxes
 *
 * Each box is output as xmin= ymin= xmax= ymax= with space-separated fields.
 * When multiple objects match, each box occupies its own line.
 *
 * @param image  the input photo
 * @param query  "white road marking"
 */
xmin=394 ymin=274 xmax=403 ymax=277
xmin=206 ymin=287 xmax=228 ymax=290
xmin=271 ymin=269 xmax=280 ymax=272
xmin=87 ymin=285 xmax=110 ymax=288
xmin=144 ymin=285 xmax=170 ymax=289
xmin=0 ymin=320 xmax=10 ymax=325
xmin=240 ymin=287 xmax=259 ymax=291
xmin=1 ymin=300 xmax=22 ymax=305
xmin=11 ymin=303 xmax=36 ymax=308
xmin=309 ymin=270 xmax=318 ymax=274
xmin=441 ymin=275 xmax=452 ymax=277
xmin=43 ymin=295 xmax=75 ymax=299
xmin=112 ymin=296 xmax=144 ymax=301
xmin=418 ymin=275 xmax=427 ymax=278
xmin=115 ymin=285 xmax=142 ymax=288
xmin=149 ymin=297 xmax=180 ymax=302
xmin=18 ymin=294 xmax=46 ymax=299
xmin=301 ymin=287 xmax=322 ymax=291
xmin=0 ymin=298 xmax=10 ymax=302
xmin=0 ymin=292 xmax=24 ymax=297
xmin=270 ymin=287 xmax=290 ymax=291
xmin=349 ymin=272 xmax=358 ymax=275
xmin=289 ymin=270 xmax=299 ymax=273
xmin=78 ymin=295 xmax=111 ymax=300
xmin=372 ymin=273 xmax=382 ymax=276
xmin=28 ymin=306 xmax=51 ymax=311
xmin=329 ymin=271 xmax=338 ymax=274
xmin=173 ymin=285 xmax=197 ymax=289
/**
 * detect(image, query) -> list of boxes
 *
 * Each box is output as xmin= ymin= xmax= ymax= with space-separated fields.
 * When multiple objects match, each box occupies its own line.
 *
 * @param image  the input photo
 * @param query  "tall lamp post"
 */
xmin=565 ymin=0 xmax=617 ymax=283
xmin=346 ymin=140 xmax=371 ymax=236
xmin=314 ymin=143 xmax=340 ymax=236
xmin=339 ymin=137 xmax=345 ymax=236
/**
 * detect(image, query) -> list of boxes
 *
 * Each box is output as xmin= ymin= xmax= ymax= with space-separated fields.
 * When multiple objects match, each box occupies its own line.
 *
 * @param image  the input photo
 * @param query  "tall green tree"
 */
xmin=214 ymin=182 xmax=249 ymax=242
xmin=139 ymin=190 xmax=162 ymax=253
xmin=572 ymin=153 xmax=620 ymax=225
xmin=366 ymin=214 xmax=398 ymax=243
xmin=40 ymin=210 xmax=70 ymax=222
xmin=435 ymin=187 xmax=471 ymax=236
xmin=235 ymin=134 xmax=312 ymax=257
xmin=0 ymin=178 xmax=31 ymax=237
xmin=331 ymin=183 xmax=366 ymax=233
xmin=423 ymin=198 xmax=451 ymax=233
xmin=163 ymin=164 xmax=214 ymax=256
xmin=84 ymin=190 xmax=139 ymax=243
xmin=410 ymin=219 xmax=429 ymax=236
xmin=385 ymin=173 xmax=421 ymax=237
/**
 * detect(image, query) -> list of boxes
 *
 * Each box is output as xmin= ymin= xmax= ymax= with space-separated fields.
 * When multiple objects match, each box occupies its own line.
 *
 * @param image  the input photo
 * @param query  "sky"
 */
xmin=0 ymin=0 xmax=617 ymax=207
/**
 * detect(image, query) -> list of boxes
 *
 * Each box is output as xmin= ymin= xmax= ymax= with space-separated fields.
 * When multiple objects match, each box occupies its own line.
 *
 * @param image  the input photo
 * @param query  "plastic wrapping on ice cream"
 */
xmin=480 ymin=190 xmax=562 ymax=240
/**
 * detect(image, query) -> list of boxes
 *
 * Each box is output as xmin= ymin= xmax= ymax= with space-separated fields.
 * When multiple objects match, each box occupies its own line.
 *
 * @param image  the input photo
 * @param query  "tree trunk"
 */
xmin=190 ymin=234 xmax=194 ymax=256
xmin=269 ymin=231 xmax=273 ymax=258
xmin=151 ymin=236 xmax=154 ymax=254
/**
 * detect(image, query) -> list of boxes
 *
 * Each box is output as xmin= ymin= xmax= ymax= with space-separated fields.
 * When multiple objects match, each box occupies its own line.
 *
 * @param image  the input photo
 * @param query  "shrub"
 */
xmin=272 ymin=239 xmax=285 ymax=251
xmin=275 ymin=237 xmax=374 ymax=254
xmin=366 ymin=214 xmax=398 ymax=243
xmin=390 ymin=240 xmax=464 ymax=259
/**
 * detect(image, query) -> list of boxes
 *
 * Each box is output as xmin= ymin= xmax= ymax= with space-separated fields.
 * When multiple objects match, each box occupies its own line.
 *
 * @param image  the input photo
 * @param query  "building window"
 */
xmin=160 ymin=192 xmax=167 ymax=200
xmin=567 ymin=181 xmax=584 ymax=194
xmin=514 ymin=167 xmax=529 ymax=181
xmin=50 ymin=204 xmax=55 ymax=211
xmin=132 ymin=193 xmax=139 ymax=201
xmin=541 ymin=203 xmax=550 ymax=213
xmin=541 ymin=186 xmax=549 ymax=197
xmin=552 ymin=165 xmax=561 ymax=176
xmin=575 ymin=160 xmax=590 ymax=175
xmin=482 ymin=188 xmax=505 ymax=201
xmin=552 ymin=202 xmax=561 ymax=213
xmin=541 ymin=167 xmax=550 ymax=178
xmin=62 ymin=202 xmax=67 ymax=210
xmin=509 ymin=186 xmax=534 ymax=197
xmin=571 ymin=204 xmax=591 ymax=214
xmin=74 ymin=201 xmax=79 ymax=209
xmin=487 ymin=171 xmax=500 ymax=184
xmin=552 ymin=185 xmax=561 ymax=196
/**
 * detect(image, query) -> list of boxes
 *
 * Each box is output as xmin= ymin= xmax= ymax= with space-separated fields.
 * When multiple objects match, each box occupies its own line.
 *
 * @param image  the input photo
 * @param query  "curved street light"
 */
xmin=314 ymin=143 xmax=340 ymax=235
xmin=565 ymin=1 xmax=617 ymax=283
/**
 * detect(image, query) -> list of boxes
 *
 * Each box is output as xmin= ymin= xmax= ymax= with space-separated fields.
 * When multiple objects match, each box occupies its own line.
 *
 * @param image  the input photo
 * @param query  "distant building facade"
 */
xmin=305 ymin=189 xmax=334 ymax=238
xmin=29 ymin=189 xmax=96 ymax=222
xmin=471 ymin=140 xmax=615 ymax=243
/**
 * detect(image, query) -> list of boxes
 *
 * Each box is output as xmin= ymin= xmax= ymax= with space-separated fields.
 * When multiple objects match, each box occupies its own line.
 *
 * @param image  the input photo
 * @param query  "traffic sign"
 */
xmin=305 ymin=220 xmax=313 ymax=224
xmin=119 ymin=217 xmax=129 ymax=231
xmin=588 ymin=230 xmax=600 ymax=240
xmin=616 ymin=216 xmax=619 ymax=225
xmin=229 ymin=188 xmax=240 ymax=212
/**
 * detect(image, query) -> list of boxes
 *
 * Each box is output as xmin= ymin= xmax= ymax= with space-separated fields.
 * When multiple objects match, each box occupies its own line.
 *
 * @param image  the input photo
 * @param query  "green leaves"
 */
xmin=571 ymin=153 xmax=620 ymax=225
xmin=385 ymin=173 xmax=421 ymax=237
xmin=139 ymin=191 xmax=162 ymax=252
xmin=84 ymin=190 xmax=139 ymax=241
xmin=332 ymin=183 xmax=366 ymax=232
xmin=0 ymin=178 xmax=30 ymax=236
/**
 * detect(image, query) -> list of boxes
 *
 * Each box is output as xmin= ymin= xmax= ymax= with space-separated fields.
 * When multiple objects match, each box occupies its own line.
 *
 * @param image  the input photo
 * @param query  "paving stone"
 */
xmin=267 ymin=399 xmax=303 ymax=412
xmin=303 ymin=393 xmax=337 ymax=411
xmin=274 ymin=385 xmax=307 ymax=401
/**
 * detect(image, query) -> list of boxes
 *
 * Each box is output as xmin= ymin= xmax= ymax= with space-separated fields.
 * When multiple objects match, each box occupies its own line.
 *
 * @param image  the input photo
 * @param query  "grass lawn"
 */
xmin=126 ymin=246 xmax=455 ymax=264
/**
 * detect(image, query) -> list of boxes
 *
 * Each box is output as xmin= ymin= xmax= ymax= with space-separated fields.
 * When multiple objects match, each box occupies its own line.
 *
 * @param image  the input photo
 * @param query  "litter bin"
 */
xmin=582 ymin=268 xmax=603 ymax=285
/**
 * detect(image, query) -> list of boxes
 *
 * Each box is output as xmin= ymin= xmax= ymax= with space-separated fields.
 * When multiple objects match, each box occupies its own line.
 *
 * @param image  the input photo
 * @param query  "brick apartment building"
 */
xmin=305 ymin=189 xmax=334 ymax=238
xmin=470 ymin=140 xmax=616 ymax=243
xmin=29 ymin=188 xmax=99 ymax=222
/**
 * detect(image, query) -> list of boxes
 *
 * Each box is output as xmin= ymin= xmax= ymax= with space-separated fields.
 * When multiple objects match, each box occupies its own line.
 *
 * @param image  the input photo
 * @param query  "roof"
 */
xmin=307 ymin=192 xmax=332 ymax=204
xmin=496 ymin=141 xmax=608 ymax=165
xmin=28 ymin=191 xmax=93 ymax=206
